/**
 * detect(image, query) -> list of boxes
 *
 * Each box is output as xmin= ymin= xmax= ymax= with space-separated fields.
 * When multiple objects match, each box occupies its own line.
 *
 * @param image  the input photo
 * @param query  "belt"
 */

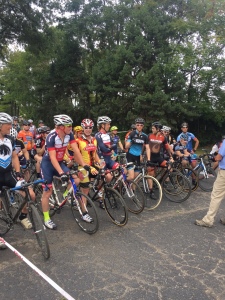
xmin=220 ymin=168 xmax=225 ymax=170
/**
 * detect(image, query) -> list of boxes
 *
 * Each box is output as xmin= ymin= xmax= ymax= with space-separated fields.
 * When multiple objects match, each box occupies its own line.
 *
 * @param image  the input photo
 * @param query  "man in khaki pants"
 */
xmin=195 ymin=139 xmax=225 ymax=227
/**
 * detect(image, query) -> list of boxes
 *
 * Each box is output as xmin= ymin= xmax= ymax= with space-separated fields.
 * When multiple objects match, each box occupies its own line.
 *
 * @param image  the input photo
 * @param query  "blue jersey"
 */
xmin=177 ymin=132 xmax=196 ymax=151
xmin=218 ymin=140 xmax=225 ymax=169
xmin=127 ymin=130 xmax=148 ymax=156
xmin=110 ymin=134 xmax=121 ymax=154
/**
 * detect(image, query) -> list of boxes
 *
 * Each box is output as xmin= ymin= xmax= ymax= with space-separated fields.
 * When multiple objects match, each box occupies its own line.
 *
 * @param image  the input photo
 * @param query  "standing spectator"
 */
xmin=195 ymin=139 xmax=225 ymax=227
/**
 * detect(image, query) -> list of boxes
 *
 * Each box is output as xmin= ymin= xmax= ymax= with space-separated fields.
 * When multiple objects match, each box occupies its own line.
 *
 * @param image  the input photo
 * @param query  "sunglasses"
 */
xmin=64 ymin=124 xmax=72 ymax=127
xmin=136 ymin=124 xmax=144 ymax=126
xmin=84 ymin=127 xmax=93 ymax=130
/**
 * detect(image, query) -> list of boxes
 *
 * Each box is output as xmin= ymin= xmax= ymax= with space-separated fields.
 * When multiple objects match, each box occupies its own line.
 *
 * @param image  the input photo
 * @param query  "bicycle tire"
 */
xmin=104 ymin=187 xmax=128 ymax=226
xmin=28 ymin=202 xmax=50 ymax=259
xmin=120 ymin=180 xmax=145 ymax=214
xmin=180 ymin=167 xmax=199 ymax=192
xmin=162 ymin=170 xmax=192 ymax=203
xmin=135 ymin=175 xmax=163 ymax=210
xmin=197 ymin=166 xmax=217 ymax=192
xmin=71 ymin=192 xmax=99 ymax=234
xmin=0 ymin=214 xmax=10 ymax=236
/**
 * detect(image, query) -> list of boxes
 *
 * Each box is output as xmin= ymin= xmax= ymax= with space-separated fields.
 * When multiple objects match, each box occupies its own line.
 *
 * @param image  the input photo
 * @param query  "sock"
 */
xmin=83 ymin=212 xmax=87 ymax=216
xmin=19 ymin=213 xmax=27 ymax=221
xmin=43 ymin=211 xmax=50 ymax=222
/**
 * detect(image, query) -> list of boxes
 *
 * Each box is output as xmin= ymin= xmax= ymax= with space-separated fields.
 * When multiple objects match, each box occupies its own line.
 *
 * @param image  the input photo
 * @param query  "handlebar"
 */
xmin=9 ymin=179 xmax=46 ymax=191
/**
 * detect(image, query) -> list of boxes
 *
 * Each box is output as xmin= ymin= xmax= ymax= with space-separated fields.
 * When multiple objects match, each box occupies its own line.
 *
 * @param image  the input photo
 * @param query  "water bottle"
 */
xmin=100 ymin=156 xmax=105 ymax=168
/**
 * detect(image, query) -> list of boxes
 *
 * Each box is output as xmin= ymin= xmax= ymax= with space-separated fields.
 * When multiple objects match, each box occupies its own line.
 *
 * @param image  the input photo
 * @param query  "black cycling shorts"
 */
xmin=0 ymin=170 xmax=17 ymax=190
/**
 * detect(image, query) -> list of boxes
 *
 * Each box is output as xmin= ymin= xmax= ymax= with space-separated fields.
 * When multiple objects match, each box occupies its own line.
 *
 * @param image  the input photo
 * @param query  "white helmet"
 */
xmin=97 ymin=116 xmax=111 ymax=125
xmin=28 ymin=119 xmax=33 ymax=123
xmin=0 ymin=113 xmax=13 ymax=124
xmin=162 ymin=125 xmax=171 ymax=132
xmin=10 ymin=128 xmax=18 ymax=138
xmin=54 ymin=114 xmax=73 ymax=125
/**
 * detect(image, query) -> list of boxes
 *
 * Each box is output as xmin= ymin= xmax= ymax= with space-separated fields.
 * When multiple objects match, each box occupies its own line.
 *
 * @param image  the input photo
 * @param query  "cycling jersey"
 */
xmin=148 ymin=133 xmax=169 ymax=153
xmin=177 ymin=132 xmax=196 ymax=152
xmin=0 ymin=135 xmax=14 ymax=172
xmin=35 ymin=135 xmax=45 ymax=151
xmin=17 ymin=130 xmax=33 ymax=150
xmin=76 ymin=135 xmax=97 ymax=165
xmin=14 ymin=138 xmax=26 ymax=165
xmin=174 ymin=143 xmax=187 ymax=153
xmin=110 ymin=134 xmax=121 ymax=154
xmin=95 ymin=130 xmax=116 ymax=156
xmin=43 ymin=129 xmax=76 ymax=162
xmin=127 ymin=130 xmax=148 ymax=156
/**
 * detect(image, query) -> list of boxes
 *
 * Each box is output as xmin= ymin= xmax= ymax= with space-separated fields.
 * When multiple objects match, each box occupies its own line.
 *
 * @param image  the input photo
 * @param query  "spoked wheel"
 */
xmin=197 ymin=166 xmax=217 ymax=192
xmin=180 ymin=167 xmax=199 ymax=191
xmin=71 ymin=192 xmax=99 ymax=234
xmin=120 ymin=180 xmax=145 ymax=214
xmin=28 ymin=203 xmax=50 ymax=259
xmin=162 ymin=171 xmax=192 ymax=203
xmin=135 ymin=175 xmax=162 ymax=210
xmin=0 ymin=214 xmax=11 ymax=236
xmin=104 ymin=187 xmax=128 ymax=226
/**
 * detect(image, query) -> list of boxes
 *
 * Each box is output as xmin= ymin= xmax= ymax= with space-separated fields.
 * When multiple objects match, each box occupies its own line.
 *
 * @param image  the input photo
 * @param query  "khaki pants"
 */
xmin=202 ymin=169 xmax=225 ymax=225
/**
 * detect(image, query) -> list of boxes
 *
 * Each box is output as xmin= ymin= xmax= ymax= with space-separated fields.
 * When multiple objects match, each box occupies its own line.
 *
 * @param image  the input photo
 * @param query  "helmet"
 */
xmin=28 ymin=119 xmax=33 ymax=123
xmin=162 ymin=125 xmax=171 ymax=132
xmin=54 ymin=114 xmax=73 ymax=126
xmin=131 ymin=124 xmax=136 ymax=130
xmin=180 ymin=133 xmax=188 ymax=141
xmin=97 ymin=116 xmax=111 ymax=125
xmin=37 ymin=126 xmax=50 ymax=134
xmin=13 ymin=116 xmax=18 ymax=121
xmin=0 ymin=113 xmax=13 ymax=124
xmin=74 ymin=126 xmax=83 ymax=132
xmin=81 ymin=119 xmax=94 ymax=128
xmin=22 ymin=120 xmax=29 ymax=125
xmin=152 ymin=122 xmax=162 ymax=130
xmin=135 ymin=118 xmax=145 ymax=124
xmin=9 ymin=127 xmax=18 ymax=138
xmin=181 ymin=122 xmax=188 ymax=127
xmin=110 ymin=126 xmax=118 ymax=131
xmin=38 ymin=120 xmax=44 ymax=124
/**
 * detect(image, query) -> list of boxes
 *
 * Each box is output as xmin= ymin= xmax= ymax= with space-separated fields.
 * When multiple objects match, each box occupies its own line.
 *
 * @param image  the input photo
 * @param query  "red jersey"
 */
xmin=148 ymin=133 xmax=169 ymax=153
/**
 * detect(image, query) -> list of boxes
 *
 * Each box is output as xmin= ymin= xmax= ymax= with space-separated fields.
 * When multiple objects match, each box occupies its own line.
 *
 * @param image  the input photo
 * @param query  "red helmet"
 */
xmin=81 ymin=118 xmax=94 ymax=128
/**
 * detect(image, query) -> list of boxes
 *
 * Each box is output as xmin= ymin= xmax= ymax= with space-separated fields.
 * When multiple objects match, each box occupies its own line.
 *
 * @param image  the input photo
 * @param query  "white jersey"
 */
xmin=0 ymin=135 xmax=14 ymax=172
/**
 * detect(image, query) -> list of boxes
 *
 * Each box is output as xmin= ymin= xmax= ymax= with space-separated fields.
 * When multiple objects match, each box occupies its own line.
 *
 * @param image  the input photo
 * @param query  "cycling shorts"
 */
xmin=102 ymin=155 xmax=119 ymax=170
xmin=0 ymin=170 xmax=17 ymax=190
xmin=150 ymin=153 xmax=167 ymax=167
xmin=41 ymin=160 xmax=70 ymax=186
xmin=126 ymin=152 xmax=140 ymax=172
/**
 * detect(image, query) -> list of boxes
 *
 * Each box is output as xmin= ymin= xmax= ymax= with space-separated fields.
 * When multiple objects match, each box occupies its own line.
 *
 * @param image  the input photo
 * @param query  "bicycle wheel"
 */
xmin=197 ymin=166 xmax=217 ymax=192
xmin=0 ymin=214 xmax=10 ymax=236
xmin=135 ymin=175 xmax=162 ymax=210
xmin=104 ymin=187 xmax=128 ymax=226
xmin=120 ymin=180 xmax=145 ymax=214
xmin=162 ymin=170 xmax=192 ymax=203
xmin=180 ymin=167 xmax=199 ymax=191
xmin=71 ymin=192 xmax=99 ymax=234
xmin=28 ymin=202 xmax=50 ymax=259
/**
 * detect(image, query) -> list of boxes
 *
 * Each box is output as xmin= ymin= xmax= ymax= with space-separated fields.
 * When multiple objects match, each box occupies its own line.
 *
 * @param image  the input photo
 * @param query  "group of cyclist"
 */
xmin=0 ymin=111 xmax=204 ymax=249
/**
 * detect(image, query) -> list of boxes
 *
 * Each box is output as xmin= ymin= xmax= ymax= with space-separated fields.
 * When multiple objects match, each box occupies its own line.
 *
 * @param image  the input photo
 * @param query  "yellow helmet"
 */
xmin=73 ymin=126 xmax=83 ymax=132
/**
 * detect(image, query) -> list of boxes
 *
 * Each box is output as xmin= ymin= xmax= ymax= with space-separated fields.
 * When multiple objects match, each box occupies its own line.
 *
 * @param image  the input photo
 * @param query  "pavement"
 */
xmin=1 ymin=187 xmax=225 ymax=300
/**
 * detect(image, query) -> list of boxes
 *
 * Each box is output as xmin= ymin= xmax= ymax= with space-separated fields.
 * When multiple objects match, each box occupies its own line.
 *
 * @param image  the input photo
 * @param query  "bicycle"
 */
xmin=89 ymin=168 xmax=128 ymax=226
xmin=134 ymin=163 xmax=163 ymax=210
xmin=110 ymin=162 xmax=145 ymax=214
xmin=36 ymin=166 xmax=99 ymax=235
xmin=0 ymin=179 xmax=50 ymax=259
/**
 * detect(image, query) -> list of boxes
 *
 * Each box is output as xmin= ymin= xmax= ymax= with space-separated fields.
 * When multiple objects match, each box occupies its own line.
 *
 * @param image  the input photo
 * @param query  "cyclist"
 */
xmin=124 ymin=124 xmax=136 ymax=145
xmin=12 ymin=116 xmax=21 ymax=133
xmin=110 ymin=126 xmax=124 ymax=158
xmin=177 ymin=122 xmax=199 ymax=168
xmin=28 ymin=119 xmax=36 ymax=138
xmin=40 ymin=114 xmax=90 ymax=229
xmin=125 ymin=118 xmax=150 ymax=180
xmin=0 ymin=113 xmax=32 ymax=240
xmin=73 ymin=126 xmax=83 ymax=139
xmin=35 ymin=126 xmax=50 ymax=157
xmin=174 ymin=133 xmax=191 ymax=167
xmin=76 ymin=119 xmax=104 ymax=210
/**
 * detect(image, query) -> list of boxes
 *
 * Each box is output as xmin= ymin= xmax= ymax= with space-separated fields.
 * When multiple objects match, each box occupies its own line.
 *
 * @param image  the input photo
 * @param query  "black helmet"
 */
xmin=181 ymin=122 xmax=188 ymax=127
xmin=135 ymin=118 xmax=145 ymax=124
xmin=152 ymin=121 xmax=162 ymax=130
xmin=37 ymin=126 xmax=50 ymax=134
xmin=13 ymin=116 xmax=18 ymax=121
xmin=22 ymin=120 xmax=29 ymax=125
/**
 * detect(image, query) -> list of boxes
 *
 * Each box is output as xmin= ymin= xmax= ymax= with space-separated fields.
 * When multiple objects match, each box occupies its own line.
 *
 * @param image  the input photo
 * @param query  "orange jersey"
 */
xmin=17 ymin=130 xmax=33 ymax=150
xmin=76 ymin=136 xmax=97 ymax=165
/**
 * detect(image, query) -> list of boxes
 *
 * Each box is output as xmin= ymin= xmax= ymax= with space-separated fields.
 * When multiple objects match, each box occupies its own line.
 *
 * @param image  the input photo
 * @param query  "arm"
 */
xmin=12 ymin=150 xmax=21 ymax=173
xmin=118 ymin=140 xmax=124 ymax=150
xmin=95 ymin=135 xmax=111 ymax=153
xmin=193 ymin=137 xmax=199 ymax=152
xmin=145 ymin=144 xmax=151 ymax=161
xmin=70 ymin=142 xmax=88 ymax=167
xmin=22 ymin=148 xmax=30 ymax=161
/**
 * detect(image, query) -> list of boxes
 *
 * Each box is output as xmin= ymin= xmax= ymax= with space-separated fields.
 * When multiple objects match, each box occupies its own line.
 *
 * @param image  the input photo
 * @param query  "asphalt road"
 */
xmin=1 ymin=187 xmax=225 ymax=300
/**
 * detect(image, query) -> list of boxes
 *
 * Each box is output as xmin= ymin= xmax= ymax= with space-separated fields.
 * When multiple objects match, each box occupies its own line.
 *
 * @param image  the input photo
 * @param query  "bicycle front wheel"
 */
xmin=104 ymin=187 xmax=128 ymax=226
xmin=135 ymin=175 xmax=162 ymax=210
xmin=0 ymin=214 xmax=10 ymax=236
xmin=71 ymin=192 xmax=99 ymax=234
xmin=180 ymin=167 xmax=199 ymax=192
xmin=28 ymin=203 xmax=50 ymax=259
xmin=120 ymin=180 xmax=145 ymax=214
xmin=162 ymin=171 xmax=192 ymax=203
xmin=197 ymin=166 xmax=217 ymax=192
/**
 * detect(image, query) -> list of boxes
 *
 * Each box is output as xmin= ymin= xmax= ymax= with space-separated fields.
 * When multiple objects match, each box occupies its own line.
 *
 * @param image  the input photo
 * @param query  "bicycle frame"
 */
xmin=111 ymin=166 xmax=134 ymax=198
xmin=193 ymin=158 xmax=209 ymax=178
